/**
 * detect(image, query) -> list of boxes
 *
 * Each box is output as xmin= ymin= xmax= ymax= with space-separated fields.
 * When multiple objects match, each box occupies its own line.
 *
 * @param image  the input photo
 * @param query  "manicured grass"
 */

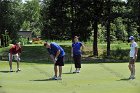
xmin=0 ymin=43 xmax=140 ymax=93
xmin=0 ymin=61 xmax=140 ymax=93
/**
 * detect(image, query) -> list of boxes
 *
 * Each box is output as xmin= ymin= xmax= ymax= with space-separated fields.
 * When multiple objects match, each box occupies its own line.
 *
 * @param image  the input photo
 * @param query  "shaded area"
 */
xmin=20 ymin=45 xmax=131 ymax=64
xmin=101 ymin=48 xmax=130 ymax=61
xmin=63 ymin=72 xmax=76 ymax=74
xmin=20 ymin=45 xmax=73 ymax=64
xmin=117 ymin=78 xmax=130 ymax=81
xmin=0 ymin=71 xmax=11 ymax=73
xmin=30 ymin=78 xmax=58 ymax=81
xmin=21 ymin=45 xmax=48 ymax=62
xmin=1 ymin=45 xmax=140 ymax=64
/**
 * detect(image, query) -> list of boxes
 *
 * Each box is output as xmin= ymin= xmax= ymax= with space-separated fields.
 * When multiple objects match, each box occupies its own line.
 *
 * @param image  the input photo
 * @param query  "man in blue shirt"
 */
xmin=71 ymin=36 xmax=84 ymax=73
xmin=44 ymin=41 xmax=65 ymax=80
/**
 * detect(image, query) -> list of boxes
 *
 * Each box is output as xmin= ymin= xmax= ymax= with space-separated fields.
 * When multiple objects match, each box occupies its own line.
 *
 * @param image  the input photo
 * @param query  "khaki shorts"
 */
xmin=9 ymin=53 xmax=20 ymax=61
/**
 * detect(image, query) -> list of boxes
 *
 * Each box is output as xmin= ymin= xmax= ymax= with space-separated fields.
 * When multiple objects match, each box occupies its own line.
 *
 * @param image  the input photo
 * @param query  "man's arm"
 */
xmin=54 ymin=50 xmax=60 ymax=60
xmin=47 ymin=48 xmax=56 ymax=63
xmin=50 ymin=55 xmax=56 ymax=64
xmin=50 ymin=50 xmax=60 ymax=63
xmin=134 ymin=47 xmax=138 ymax=59
xmin=71 ymin=47 xmax=73 ymax=57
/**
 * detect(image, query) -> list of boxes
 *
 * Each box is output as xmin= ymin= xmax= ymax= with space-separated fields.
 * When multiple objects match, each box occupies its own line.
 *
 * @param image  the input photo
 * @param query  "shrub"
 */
xmin=32 ymin=38 xmax=41 ymax=42
xmin=32 ymin=40 xmax=43 ymax=44
xmin=19 ymin=37 xmax=28 ymax=45
xmin=101 ymin=46 xmax=129 ymax=61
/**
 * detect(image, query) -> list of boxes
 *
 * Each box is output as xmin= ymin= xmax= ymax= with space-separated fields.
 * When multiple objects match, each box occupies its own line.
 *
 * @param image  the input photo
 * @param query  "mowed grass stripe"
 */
xmin=0 ymin=62 xmax=140 ymax=93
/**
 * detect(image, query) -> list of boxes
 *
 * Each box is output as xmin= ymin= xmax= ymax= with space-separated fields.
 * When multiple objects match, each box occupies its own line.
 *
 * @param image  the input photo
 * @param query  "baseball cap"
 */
xmin=129 ymin=36 xmax=134 ymax=40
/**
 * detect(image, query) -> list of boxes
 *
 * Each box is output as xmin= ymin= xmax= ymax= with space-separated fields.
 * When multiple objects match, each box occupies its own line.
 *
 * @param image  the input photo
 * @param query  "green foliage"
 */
xmin=0 ymin=46 xmax=9 ymax=60
xmin=114 ymin=17 xmax=128 ymax=41
xmin=98 ymin=24 xmax=106 ymax=43
xmin=42 ymin=0 xmax=94 ymax=41
xmin=22 ymin=0 xmax=43 ymax=37
xmin=102 ymin=46 xmax=129 ymax=60
xmin=18 ymin=37 xmax=28 ymax=45
xmin=0 ymin=0 xmax=24 ymax=40
xmin=0 ymin=0 xmax=139 ymax=62
xmin=110 ymin=23 xmax=117 ymax=42
xmin=32 ymin=40 xmax=44 ymax=44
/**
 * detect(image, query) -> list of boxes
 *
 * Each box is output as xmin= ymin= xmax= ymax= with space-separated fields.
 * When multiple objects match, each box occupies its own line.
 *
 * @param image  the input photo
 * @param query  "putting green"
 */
xmin=0 ymin=61 xmax=140 ymax=93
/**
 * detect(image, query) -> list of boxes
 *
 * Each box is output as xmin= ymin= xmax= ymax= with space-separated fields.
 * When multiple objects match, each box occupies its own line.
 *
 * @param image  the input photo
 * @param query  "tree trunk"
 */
xmin=71 ymin=0 xmax=74 ymax=42
xmin=107 ymin=0 xmax=111 ymax=57
xmin=93 ymin=17 xmax=98 ymax=56
xmin=107 ymin=20 xmax=110 ymax=56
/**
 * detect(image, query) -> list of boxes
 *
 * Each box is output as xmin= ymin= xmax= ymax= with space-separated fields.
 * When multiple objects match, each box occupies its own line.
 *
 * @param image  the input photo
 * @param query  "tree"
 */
xmin=91 ymin=0 xmax=104 ymax=56
xmin=42 ymin=0 xmax=92 ymax=41
xmin=0 ymin=0 xmax=24 ymax=42
xmin=127 ymin=0 xmax=140 ymax=34
xmin=42 ymin=0 xmax=70 ymax=40
xmin=106 ymin=0 xmax=111 ymax=56
xmin=22 ymin=0 xmax=42 ymax=37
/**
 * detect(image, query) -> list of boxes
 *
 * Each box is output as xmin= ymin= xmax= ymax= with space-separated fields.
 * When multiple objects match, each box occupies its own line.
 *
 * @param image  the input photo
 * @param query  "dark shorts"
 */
xmin=129 ymin=57 xmax=136 ymax=64
xmin=73 ymin=55 xmax=81 ymax=68
xmin=55 ymin=56 xmax=64 ymax=66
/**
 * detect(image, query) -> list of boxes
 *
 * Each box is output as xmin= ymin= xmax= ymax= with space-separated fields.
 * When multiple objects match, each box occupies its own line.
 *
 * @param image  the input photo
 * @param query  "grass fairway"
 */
xmin=0 ymin=61 xmax=140 ymax=93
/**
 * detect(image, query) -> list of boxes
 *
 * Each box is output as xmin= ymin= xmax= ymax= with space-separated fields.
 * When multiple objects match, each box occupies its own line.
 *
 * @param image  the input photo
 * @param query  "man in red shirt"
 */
xmin=9 ymin=42 xmax=21 ymax=72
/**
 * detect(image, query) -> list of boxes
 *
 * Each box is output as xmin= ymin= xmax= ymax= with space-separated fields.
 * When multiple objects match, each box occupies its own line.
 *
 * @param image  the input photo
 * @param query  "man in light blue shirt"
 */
xmin=128 ymin=36 xmax=138 ymax=79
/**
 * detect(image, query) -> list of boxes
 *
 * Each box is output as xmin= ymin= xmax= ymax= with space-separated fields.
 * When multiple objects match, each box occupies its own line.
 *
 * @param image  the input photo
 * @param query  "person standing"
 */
xmin=128 ymin=36 xmax=138 ymax=79
xmin=9 ymin=42 xmax=21 ymax=72
xmin=71 ymin=36 xmax=84 ymax=73
xmin=44 ymin=41 xmax=65 ymax=80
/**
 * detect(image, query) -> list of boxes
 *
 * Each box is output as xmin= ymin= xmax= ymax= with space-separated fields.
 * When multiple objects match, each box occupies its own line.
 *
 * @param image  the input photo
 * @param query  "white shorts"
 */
xmin=8 ymin=53 xmax=20 ymax=61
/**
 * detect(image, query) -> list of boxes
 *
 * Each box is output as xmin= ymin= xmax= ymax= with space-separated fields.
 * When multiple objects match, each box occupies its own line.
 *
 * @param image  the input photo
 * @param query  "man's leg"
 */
xmin=55 ymin=56 xmax=64 ymax=80
xmin=132 ymin=64 xmax=135 ymax=78
xmin=50 ymin=65 xmax=57 ymax=80
xmin=9 ymin=61 xmax=12 ymax=71
xmin=16 ymin=54 xmax=21 ymax=72
xmin=132 ymin=57 xmax=137 ymax=78
xmin=128 ymin=64 xmax=133 ymax=76
xmin=16 ymin=60 xmax=20 ymax=71
xmin=9 ymin=53 xmax=13 ymax=72
xmin=128 ymin=58 xmax=134 ymax=78
xmin=54 ymin=65 xmax=58 ymax=77
xmin=59 ymin=66 xmax=62 ymax=77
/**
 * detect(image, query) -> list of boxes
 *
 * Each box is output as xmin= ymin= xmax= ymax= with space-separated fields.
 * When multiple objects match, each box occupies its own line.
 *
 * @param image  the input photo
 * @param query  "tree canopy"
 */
xmin=0 ymin=0 xmax=140 ymax=56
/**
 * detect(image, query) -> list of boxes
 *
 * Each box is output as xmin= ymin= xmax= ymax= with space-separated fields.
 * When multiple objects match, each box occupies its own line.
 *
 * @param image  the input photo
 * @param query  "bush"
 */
xmin=32 ymin=38 xmax=41 ymax=42
xmin=19 ymin=37 xmax=28 ymax=45
xmin=32 ymin=40 xmax=43 ymax=44
xmin=101 ymin=46 xmax=129 ymax=61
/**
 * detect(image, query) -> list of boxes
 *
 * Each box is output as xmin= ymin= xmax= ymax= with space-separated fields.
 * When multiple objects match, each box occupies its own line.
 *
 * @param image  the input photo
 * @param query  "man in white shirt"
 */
xmin=128 ymin=36 xmax=138 ymax=79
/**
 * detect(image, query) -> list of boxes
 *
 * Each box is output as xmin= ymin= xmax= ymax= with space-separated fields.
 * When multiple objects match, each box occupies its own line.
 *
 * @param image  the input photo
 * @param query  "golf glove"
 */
xmin=71 ymin=54 xmax=73 ymax=57
xmin=55 ymin=58 xmax=57 ymax=61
